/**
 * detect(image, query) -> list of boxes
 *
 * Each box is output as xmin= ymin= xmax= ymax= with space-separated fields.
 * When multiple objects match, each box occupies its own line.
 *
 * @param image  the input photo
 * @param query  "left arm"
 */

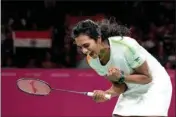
xmin=108 ymin=61 xmax=152 ymax=84
xmin=124 ymin=61 xmax=152 ymax=84
xmin=108 ymin=39 xmax=152 ymax=84
xmin=123 ymin=39 xmax=152 ymax=84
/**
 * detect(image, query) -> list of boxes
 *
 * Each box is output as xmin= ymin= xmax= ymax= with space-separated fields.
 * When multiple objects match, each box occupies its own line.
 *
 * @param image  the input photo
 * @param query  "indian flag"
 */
xmin=13 ymin=31 xmax=52 ymax=48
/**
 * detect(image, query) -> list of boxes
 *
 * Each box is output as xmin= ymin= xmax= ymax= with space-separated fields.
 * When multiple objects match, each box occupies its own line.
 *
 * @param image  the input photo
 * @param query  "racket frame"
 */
xmin=16 ymin=78 xmax=52 ymax=96
xmin=16 ymin=78 xmax=111 ymax=99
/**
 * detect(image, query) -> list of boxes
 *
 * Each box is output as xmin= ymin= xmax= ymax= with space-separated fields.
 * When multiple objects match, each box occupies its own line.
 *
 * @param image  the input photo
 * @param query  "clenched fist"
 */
xmin=92 ymin=90 xmax=109 ymax=103
xmin=107 ymin=67 xmax=123 ymax=82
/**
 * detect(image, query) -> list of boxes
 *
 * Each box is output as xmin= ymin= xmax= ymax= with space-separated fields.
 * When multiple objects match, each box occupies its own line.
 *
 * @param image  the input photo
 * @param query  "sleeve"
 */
xmin=94 ymin=69 xmax=107 ymax=76
xmin=124 ymin=39 xmax=146 ymax=69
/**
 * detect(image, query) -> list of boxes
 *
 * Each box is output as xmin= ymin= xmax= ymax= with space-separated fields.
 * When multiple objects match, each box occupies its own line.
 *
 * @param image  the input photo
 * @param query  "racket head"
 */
xmin=17 ymin=78 xmax=52 ymax=96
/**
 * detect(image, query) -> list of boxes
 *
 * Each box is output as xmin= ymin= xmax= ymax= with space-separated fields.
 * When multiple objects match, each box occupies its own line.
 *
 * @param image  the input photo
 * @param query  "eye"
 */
xmin=83 ymin=43 xmax=90 ymax=48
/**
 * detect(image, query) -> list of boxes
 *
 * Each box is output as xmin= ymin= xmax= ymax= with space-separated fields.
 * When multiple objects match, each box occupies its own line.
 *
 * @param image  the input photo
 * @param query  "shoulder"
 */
xmin=108 ymin=36 xmax=138 ymax=46
xmin=108 ymin=36 xmax=135 ymax=54
xmin=109 ymin=36 xmax=140 ymax=52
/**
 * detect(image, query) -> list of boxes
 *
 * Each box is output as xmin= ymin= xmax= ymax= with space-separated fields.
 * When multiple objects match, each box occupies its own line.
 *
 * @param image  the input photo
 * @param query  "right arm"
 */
xmin=92 ymin=82 xmax=127 ymax=103
xmin=86 ymin=56 xmax=127 ymax=100
xmin=105 ymin=82 xmax=127 ymax=98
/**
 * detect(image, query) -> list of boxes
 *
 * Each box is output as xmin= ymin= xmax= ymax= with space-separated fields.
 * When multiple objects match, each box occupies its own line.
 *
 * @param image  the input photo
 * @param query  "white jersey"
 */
xmin=87 ymin=36 xmax=172 ymax=116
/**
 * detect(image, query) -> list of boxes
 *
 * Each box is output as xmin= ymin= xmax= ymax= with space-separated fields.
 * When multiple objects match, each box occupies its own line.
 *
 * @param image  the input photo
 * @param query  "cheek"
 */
xmin=87 ymin=41 xmax=98 ymax=51
xmin=91 ymin=44 xmax=98 ymax=52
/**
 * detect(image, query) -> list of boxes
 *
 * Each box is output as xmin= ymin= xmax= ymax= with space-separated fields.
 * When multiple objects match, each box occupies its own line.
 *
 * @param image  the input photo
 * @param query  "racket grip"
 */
xmin=87 ymin=92 xmax=111 ymax=100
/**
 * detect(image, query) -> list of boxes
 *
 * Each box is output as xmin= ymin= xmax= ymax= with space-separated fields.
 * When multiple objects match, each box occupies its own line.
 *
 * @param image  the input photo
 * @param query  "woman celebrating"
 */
xmin=71 ymin=19 xmax=172 ymax=117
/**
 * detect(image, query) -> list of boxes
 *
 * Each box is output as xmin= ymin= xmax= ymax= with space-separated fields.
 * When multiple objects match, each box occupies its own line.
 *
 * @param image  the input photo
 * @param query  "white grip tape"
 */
xmin=87 ymin=92 xmax=111 ymax=99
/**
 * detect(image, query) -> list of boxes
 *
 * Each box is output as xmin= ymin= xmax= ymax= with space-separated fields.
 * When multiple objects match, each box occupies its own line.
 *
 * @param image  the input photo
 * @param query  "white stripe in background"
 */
xmin=14 ymin=38 xmax=51 ymax=48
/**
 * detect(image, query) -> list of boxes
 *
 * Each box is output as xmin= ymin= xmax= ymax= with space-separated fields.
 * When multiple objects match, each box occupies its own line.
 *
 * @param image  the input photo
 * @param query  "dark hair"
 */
xmin=71 ymin=19 xmax=101 ymax=40
xmin=71 ymin=17 xmax=130 ymax=41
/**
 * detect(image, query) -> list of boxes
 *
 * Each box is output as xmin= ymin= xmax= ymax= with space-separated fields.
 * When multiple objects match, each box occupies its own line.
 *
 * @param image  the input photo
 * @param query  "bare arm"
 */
xmin=124 ymin=61 xmax=152 ymax=84
xmin=122 ymin=38 xmax=152 ymax=84
xmin=105 ymin=82 xmax=127 ymax=98
xmin=108 ymin=61 xmax=152 ymax=84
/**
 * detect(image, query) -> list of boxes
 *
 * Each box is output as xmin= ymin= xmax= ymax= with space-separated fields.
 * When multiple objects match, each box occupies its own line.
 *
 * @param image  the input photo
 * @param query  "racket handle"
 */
xmin=87 ymin=92 xmax=111 ymax=100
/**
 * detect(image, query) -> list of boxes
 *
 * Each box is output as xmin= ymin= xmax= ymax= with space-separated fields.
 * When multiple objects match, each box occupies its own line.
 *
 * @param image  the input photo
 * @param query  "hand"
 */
xmin=92 ymin=90 xmax=109 ymax=103
xmin=107 ymin=67 xmax=121 ymax=82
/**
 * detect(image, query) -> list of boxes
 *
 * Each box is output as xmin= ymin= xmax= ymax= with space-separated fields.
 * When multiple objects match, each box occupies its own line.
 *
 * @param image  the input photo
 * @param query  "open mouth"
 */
xmin=88 ymin=51 xmax=98 ymax=58
xmin=89 ymin=51 xmax=94 ymax=56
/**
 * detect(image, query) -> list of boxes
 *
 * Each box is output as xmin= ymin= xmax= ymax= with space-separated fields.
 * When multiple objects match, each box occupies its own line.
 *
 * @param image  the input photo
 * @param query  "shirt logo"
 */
xmin=134 ymin=57 xmax=140 ymax=62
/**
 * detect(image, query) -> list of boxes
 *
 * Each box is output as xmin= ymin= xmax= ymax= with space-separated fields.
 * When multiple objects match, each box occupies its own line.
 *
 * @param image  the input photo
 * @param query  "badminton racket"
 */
xmin=16 ymin=78 xmax=111 ymax=99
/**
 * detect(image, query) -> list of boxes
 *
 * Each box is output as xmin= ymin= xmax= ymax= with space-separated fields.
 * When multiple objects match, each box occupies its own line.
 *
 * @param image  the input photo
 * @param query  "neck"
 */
xmin=98 ymin=42 xmax=110 ymax=65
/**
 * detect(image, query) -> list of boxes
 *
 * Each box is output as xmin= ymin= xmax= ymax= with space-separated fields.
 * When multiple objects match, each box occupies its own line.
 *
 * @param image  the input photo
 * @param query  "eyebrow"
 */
xmin=76 ymin=43 xmax=84 ymax=47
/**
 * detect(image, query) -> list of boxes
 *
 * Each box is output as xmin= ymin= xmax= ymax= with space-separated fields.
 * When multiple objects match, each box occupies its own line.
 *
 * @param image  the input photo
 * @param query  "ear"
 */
xmin=97 ymin=36 xmax=102 ymax=44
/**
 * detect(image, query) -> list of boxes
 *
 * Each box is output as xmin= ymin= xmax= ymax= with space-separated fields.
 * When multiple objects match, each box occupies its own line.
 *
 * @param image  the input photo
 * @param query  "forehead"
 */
xmin=75 ymin=35 xmax=94 ymax=46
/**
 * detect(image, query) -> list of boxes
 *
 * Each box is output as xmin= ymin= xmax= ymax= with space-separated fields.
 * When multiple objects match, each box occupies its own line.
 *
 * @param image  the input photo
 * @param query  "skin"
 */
xmin=75 ymin=34 xmax=128 ymax=98
xmin=75 ymin=34 xmax=157 ymax=117
xmin=75 ymin=34 xmax=108 ymax=60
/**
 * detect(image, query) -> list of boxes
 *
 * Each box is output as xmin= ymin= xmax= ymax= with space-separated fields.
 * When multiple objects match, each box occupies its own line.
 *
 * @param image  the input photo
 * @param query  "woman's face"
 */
xmin=75 ymin=34 xmax=101 ymax=58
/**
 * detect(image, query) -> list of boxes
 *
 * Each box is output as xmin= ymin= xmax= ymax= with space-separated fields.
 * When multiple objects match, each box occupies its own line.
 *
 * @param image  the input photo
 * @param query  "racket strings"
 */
xmin=29 ymin=80 xmax=38 ymax=93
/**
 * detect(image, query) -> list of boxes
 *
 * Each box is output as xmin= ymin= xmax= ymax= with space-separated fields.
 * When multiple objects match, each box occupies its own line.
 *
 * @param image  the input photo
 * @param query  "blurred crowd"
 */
xmin=1 ymin=1 xmax=175 ymax=69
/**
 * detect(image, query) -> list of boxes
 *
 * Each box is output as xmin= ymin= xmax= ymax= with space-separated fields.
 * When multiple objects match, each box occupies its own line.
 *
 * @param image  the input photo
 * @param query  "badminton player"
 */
xmin=71 ymin=19 xmax=172 ymax=117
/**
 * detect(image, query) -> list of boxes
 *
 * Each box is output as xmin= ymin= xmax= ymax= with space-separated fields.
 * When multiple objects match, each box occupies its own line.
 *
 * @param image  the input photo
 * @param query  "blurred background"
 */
xmin=1 ymin=1 xmax=175 ymax=69
xmin=1 ymin=1 xmax=176 ymax=117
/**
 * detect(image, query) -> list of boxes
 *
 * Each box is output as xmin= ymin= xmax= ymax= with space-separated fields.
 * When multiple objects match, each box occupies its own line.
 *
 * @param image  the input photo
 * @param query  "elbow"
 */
xmin=143 ymin=75 xmax=152 ymax=84
xmin=145 ymin=77 xmax=152 ymax=84
xmin=140 ymin=78 xmax=152 ymax=84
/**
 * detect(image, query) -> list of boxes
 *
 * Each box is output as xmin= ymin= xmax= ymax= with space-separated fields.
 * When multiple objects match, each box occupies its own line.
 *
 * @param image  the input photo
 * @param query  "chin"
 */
xmin=91 ymin=54 xmax=98 ymax=59
xmin=89 ymin=52 xmax=98 ymax=59
xmin=91 ymin=55 xmax=97 ymax=59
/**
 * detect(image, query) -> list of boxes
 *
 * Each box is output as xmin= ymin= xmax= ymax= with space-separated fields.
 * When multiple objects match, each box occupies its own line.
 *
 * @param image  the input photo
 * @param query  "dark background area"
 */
xmin=1 ymin=1 xmax=175 ymax=69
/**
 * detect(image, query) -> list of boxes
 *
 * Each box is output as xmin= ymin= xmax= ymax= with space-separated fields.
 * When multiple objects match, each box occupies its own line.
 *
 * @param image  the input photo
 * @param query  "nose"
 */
xmin=81 ymin=48 xmax=89 ymax=55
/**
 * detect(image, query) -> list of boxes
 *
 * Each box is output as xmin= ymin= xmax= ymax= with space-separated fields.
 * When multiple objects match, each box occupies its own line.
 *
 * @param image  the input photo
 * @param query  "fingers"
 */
xmin=93 ymin=90 xmax=107 ymax=103
xmin=107 ymin=67 xmax=118 ymax=76
xmin=108 ymin=67 xmax=121 ymax=78
xmin=108 ymin=67 xmax=117 ymax=76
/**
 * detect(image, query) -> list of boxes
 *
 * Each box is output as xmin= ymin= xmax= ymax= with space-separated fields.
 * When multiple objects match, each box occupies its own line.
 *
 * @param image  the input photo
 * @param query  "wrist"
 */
xmin=117 ymin=71 xmax=125 ymax=84
xmin=105 ymin=89 xmax=117 ymax=97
